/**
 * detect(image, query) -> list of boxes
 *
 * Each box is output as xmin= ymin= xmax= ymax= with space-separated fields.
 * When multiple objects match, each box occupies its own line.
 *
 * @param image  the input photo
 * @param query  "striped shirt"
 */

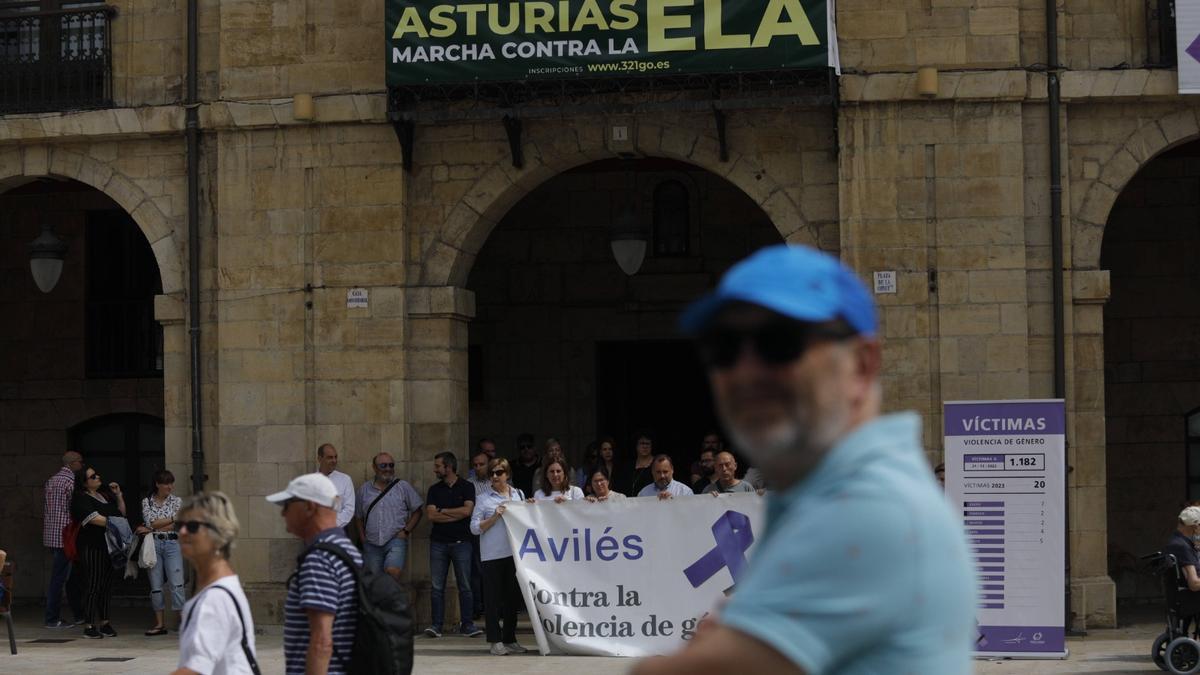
xmin=43 ymin=467 xmax=74 ymax=548
xmin=283 ymin=529 xmax=362 ymax=675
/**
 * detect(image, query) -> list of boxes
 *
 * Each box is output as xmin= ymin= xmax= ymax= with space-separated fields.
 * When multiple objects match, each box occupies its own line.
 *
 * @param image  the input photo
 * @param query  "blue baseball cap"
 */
xmin=679 ymin=244 xmax=877 ymax=337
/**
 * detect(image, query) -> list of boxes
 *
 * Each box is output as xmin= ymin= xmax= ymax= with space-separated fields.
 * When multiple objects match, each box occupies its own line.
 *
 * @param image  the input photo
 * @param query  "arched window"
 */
xmin=652 ymin=180 xmax=689 ymax=256
xmin=86 ymin=209 xmax=163 ymax=377
xmin=1188 ymin=407 xmax=1200 ymax=500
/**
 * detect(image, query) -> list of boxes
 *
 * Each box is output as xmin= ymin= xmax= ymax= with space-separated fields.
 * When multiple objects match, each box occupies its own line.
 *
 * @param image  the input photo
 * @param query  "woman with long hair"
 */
xmin=532 ymin=458 xmax=584 ymax=503
xmin=470 ymin=458 xmax=527 ymax=656
xmin=171 ymin=491 xmax=258 ymax=675
xmin=624 ymin=432 xmax=657 ymax=497
xmin=70 ymin=464 xmax=125 ymax=639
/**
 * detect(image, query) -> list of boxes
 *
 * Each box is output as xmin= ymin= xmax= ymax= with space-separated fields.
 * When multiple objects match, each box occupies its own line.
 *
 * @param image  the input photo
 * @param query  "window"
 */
xmin=85 ymin=210 xmax=163 ymax=378
xmin=0 ymin=1 xmax=112 ymax=113
xmin=652 ymin=180 xmax=689 ymax=256
xmin=1188 ymin=407 xmax=1200 ymax=500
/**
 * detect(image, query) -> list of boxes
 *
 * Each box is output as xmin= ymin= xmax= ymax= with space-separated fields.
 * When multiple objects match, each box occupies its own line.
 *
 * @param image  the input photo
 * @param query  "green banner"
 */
xmin=385 ymin=0 xmax=829 ymax=85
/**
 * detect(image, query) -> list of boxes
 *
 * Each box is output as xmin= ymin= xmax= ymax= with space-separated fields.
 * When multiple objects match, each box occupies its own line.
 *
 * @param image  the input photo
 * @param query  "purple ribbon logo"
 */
xmin=683 ymin=510 xmax=754 ymax=588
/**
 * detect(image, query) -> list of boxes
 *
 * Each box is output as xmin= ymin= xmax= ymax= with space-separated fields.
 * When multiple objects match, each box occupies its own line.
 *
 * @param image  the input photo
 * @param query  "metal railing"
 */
xmin=0 ymin=4 xmax=116 ymax=114
xmin=1146 ymin=0 xmax=1177 ymax=67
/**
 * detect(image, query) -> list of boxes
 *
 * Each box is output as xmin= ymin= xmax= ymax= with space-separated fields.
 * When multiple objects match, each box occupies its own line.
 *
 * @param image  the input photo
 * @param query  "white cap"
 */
xmin=266 ymin=472 xmax=341 ymax=510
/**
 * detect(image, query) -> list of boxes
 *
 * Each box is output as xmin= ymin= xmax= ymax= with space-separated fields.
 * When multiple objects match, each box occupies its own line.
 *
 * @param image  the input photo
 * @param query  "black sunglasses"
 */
xmin=87 ymin=473 xmax=101 ymax=480
xmin=490 ymin=469 xmax=507 ymax=477
xmin=698 ymin=321 xmax=857 ymax=369
xmin=518 ymin=443 xmax=534 ymax=449
xmin=173 ymin=520 xmax=219 ymax=534
xmin=376 ymin=463 xmax=395 ymax=469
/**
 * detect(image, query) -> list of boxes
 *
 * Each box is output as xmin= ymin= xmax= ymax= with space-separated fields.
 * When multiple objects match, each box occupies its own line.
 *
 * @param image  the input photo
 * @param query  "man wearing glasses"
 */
xmin=632 ymin=245 xmax=975 ymax=675
xmin=355 ymin=453 xmax=423 ymax=582
xmin=509 ymin=433 xmax=539 ymax=498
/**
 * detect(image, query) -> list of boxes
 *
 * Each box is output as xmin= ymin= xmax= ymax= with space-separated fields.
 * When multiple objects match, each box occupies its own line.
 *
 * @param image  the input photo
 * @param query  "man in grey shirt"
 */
xmin=702 ymin=451 xmax=756 ymax=494
xmin=355 ymin=453 xmax=423 ymax=581
xmin=636 ymin=455 xmax=693 ymax=499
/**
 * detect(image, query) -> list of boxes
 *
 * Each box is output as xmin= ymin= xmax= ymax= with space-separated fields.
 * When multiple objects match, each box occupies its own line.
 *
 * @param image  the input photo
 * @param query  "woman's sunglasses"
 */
xmin=490 ymin=469 xmax=507 ymax=477
xmin=173 ymin=520 xmax=219 ymax=534
xmin=698 ymin=321 xmax=857 ymax=369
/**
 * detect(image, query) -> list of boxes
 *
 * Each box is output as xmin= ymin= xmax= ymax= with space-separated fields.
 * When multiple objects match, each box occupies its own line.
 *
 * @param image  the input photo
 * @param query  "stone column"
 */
xmin=1069 ymin=270 xmax=1116 ymax=629
xmin=405 ymin=285 xmax=475 ymax=627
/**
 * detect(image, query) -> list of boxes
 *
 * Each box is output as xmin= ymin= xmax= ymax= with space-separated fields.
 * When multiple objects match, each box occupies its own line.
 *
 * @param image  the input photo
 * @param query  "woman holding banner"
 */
xmin=470 ymin=457 xmax=528 ymax=656
xmin=531 ymin=459 xmax=584 ymax=503
xmin=585 ymin=468 xmax=625 ymax=502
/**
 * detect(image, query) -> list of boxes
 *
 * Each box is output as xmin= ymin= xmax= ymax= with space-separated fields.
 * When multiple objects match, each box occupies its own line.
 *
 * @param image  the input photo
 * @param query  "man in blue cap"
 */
xmin=632 ymin=244 xmax=975 ymax=675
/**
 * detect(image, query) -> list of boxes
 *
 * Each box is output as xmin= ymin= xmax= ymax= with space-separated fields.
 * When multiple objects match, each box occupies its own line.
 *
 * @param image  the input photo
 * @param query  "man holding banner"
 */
xmin=631 ymin=244 xmax=976 ymax=674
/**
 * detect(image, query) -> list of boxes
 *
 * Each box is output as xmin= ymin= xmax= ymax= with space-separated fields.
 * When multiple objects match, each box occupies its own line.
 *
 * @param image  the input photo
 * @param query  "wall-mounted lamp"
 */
xmin=293 ymin=93 xmax=315 ymax=121
xmin=610 ymin=203 xmax=647 ymax=276
xmin=28 ymin=223 xmax=68 ymax=293
xmin=916 ymin=67 xmax=939 ymax=98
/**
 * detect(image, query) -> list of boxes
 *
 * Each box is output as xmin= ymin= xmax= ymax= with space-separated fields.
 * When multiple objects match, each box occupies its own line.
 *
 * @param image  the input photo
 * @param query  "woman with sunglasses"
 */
xmin=136 ymin=469 xmax=185 ymax=636
xmin=70 ymin=464 xmax=125 ymax=639
xmin=172 ymin=491 xmax=259 ymax=675
xmin=470 ymin=457 xmax=527 ymax=656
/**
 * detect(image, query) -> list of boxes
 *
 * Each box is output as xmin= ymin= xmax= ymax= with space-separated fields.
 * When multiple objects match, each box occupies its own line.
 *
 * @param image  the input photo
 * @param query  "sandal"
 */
xmin=144 ymin=627 xmax=168 ymax=636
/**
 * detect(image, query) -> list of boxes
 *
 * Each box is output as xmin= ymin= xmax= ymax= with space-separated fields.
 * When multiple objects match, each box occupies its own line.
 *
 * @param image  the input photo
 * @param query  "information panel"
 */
xmin=944 ymin=399 xmax=1067 ymax=659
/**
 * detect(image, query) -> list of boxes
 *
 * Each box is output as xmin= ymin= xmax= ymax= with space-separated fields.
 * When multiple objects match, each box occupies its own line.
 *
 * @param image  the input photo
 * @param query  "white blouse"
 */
xmin=142 ymin=494 xmax=182 ymax=527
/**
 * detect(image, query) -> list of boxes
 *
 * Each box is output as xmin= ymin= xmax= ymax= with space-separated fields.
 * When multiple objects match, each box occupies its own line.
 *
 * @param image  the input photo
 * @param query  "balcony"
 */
xmin=0 ymin=3 xmax=116 ymax=114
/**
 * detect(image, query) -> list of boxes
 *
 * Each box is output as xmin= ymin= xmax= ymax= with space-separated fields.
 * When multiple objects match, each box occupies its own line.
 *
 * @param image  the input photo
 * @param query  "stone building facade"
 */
xmin=2 ymin=0 xmax=1197 ymax=629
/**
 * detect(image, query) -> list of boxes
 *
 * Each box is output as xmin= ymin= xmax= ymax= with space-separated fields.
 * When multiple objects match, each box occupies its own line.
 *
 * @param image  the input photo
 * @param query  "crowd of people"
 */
xmin=31 ymin=243 xmax=978 ymax=674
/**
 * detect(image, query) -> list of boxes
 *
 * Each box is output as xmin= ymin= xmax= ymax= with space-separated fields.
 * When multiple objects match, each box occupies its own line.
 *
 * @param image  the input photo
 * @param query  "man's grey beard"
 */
xmin=724 ymin=402 xmax=848 ymax=473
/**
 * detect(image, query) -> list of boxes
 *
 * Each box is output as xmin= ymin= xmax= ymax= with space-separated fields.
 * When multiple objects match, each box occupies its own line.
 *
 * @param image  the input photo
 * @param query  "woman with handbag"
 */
xmin=172 ymin=491 xmax=259 ymax=675
xmin=135 ymin=469 xmax=185 ymax=636
xmin=70 ymin=464 xmax=125 ymax=639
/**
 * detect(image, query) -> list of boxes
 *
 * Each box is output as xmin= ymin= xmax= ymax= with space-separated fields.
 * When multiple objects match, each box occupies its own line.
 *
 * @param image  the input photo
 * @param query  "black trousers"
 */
xmin=79 ymin=546 xmax=114 ymax=625
xmin=471 ymin=535 xmax=484 ymax=616
xmin=481 ymin=556 xmax=520 ymax=644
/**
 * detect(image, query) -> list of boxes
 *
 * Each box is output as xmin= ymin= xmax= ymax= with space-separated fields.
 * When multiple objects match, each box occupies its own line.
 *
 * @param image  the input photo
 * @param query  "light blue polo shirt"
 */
xmin=721 ymin=413 xmax=976 ymax=675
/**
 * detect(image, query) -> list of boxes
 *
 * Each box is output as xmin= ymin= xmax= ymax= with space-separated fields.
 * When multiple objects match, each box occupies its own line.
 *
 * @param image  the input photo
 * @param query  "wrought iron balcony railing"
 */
xmin=0 ymin=3 xmax=116 ymax=114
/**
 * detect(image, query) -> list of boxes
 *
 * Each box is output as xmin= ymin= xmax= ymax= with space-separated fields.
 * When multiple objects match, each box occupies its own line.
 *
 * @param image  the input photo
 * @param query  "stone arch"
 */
xmin=417 ymin=123 xmax=816 ymax=288
xmin=0 ymin=145 xmax=185 ymax=294
xmin=1074 ymin=109 xmax=1200 ymax=271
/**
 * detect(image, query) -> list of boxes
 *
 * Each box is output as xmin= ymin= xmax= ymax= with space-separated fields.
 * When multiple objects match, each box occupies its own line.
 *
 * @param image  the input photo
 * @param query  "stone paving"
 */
xmin=0 ymin=606 xmax=1171 ymax=674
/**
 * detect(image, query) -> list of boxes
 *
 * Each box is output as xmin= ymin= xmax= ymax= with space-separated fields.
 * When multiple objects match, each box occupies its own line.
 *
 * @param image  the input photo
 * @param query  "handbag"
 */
xmin=62 ymin=521 xmax=80 ymax=562
xmin=138 ymin=533 xmax=157 ymax=569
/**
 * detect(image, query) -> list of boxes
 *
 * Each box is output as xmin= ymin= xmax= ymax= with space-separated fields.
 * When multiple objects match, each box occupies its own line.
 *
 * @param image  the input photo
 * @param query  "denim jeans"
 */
xmin=44 ymin=547 xmax=83 ymax=624
xmin=364 ymin=537 xmax=408 ymax=574
xmin=148 ymin=537 xmax=186 ymax=611
xmin=430 ymin=540 xmax=474 ymax=630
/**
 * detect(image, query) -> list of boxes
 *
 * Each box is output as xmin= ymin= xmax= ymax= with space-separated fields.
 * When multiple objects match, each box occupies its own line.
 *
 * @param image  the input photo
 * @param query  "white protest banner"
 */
xmin=501 ymin=493 xmax=765 ymax=656
xmin=1179 ymin=0 xmax=1200 ymax=93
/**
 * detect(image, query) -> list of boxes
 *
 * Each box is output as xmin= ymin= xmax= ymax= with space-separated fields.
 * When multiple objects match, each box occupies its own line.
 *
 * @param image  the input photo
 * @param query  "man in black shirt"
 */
xmin=510 ymin=433 xmax=540 ymax=498
xmin=425 ymin=451 xmax=483 ymax=638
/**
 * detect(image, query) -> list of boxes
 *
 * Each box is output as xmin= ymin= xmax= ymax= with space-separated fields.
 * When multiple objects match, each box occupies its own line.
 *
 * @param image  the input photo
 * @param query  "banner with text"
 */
xmin=385 ymin=0 xmax=836 ymax=85
xmin=944 ymin=399 xmax=1067 ymax=659
xmin=501 ymin=493 xmax=765 ymax=656
xmin=1178 ymin=0 xmax=1200 ymax=93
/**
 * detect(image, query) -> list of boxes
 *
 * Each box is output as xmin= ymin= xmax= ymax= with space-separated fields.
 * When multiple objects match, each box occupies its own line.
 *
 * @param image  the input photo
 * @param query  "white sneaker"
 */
xmin=490 ymin=642 xmax=509 ymax=656
xmin=504 ymin=641 xmax=527 ymax=654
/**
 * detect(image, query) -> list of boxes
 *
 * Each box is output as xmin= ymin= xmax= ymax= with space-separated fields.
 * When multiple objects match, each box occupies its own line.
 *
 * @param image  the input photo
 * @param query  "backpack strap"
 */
xmin=182 ymin=583 xmax=262 ymax=675
xmin=363 ymin=479 xmax=400 ymax=526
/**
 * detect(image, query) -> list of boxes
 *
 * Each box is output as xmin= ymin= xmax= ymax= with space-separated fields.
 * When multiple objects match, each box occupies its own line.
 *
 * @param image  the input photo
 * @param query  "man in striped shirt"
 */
xmin=269 ymin=473 xmax=362 ymax=675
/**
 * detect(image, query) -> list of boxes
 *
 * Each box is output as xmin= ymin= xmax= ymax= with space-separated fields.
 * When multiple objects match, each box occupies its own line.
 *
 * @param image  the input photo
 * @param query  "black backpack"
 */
xmin=295 ymin=542 xmax=414 ymax=675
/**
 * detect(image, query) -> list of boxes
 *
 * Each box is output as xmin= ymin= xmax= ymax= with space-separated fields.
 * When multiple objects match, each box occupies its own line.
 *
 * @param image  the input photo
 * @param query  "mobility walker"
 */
xmin=1146 ymin=551 xmax=1200 ymax=673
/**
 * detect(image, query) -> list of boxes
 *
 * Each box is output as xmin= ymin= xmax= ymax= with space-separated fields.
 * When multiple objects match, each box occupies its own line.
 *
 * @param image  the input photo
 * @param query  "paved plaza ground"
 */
xmin=0 ymin=605 xmax=1174 ymax=674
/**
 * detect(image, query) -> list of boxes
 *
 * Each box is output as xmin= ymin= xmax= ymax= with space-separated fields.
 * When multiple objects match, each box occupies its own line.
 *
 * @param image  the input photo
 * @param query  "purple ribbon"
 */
xmin=683 ymin=510 xmax=754 ymax=588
